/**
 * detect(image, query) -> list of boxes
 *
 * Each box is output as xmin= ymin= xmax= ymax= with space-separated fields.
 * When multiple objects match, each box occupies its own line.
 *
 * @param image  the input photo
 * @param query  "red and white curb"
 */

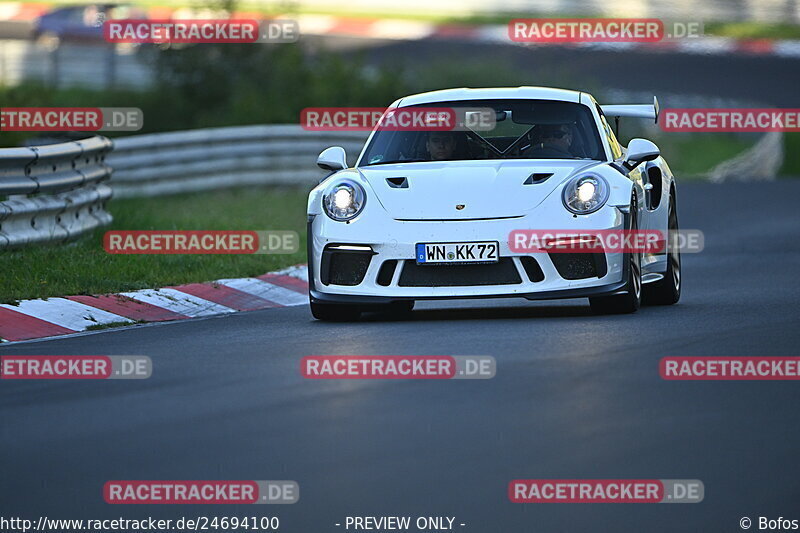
xmin=1 ymin=3 xmax=799 ymax=59
xmin=0 ymin=264 xmax=309 ymax=343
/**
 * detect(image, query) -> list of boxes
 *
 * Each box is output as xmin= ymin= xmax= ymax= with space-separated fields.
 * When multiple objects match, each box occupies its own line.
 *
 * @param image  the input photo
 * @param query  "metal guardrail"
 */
xmin=0 ymin=125 xmax=368 ymax=249
xmin=108 ymin=125 xmax=369 ymax=198
xmin=0 ymin=136 xmax=113 ymax=249
xmin=708 ymin=131 xmax=784 ymax=182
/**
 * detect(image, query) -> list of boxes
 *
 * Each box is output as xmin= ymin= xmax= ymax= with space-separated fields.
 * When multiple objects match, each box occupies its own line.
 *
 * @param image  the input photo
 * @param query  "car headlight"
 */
xmin=323 ymin=179 xmax=366 ymax=221
xmin=562 ymin=174 xmax=609 ymax=214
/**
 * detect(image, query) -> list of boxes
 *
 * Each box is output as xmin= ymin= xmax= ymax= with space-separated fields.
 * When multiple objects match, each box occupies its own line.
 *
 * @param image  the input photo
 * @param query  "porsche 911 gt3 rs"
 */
xmin=307 ymin=87 xmax=681 ymax=320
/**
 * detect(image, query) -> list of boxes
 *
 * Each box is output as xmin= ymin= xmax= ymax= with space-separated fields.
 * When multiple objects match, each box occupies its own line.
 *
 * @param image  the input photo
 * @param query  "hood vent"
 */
xmin=386 ymin=176 xmax=409 ymax=189
xmin=523 ymin=173 xmax=553 ymax=185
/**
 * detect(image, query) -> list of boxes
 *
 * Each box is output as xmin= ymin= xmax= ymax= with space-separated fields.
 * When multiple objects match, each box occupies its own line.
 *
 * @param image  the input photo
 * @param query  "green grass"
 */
xmin=0 ymin=186 xmax=310 ymax=303
xmin=703 ymin=22 xmax=800 ymax=41
xmin=782 ymin=133 xmax=800 ymax=177
xmin=85 ymin=320 xmax=146 ymax=331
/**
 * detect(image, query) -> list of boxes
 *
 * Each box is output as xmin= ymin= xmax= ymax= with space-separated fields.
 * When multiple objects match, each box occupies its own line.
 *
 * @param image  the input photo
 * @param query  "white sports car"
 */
xmin=306 ymin=87 xmax=680 ymax=321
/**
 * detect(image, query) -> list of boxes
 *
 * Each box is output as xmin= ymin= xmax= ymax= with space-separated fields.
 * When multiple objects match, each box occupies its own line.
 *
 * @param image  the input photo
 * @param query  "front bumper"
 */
xmin=308 ymin=206 xmax=629 ymax=304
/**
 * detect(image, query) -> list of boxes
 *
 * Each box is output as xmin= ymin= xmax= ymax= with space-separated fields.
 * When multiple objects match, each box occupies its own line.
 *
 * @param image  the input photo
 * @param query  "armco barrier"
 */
xmin=0 ymin=136 xmax=113 ymax=249
xmin=108 ymin=125 xmax=369 ymax=198
xmin=0 ymin=126 xmax=368 ymax=248
xmin=707 ymin=130 xmax=784 ymax=183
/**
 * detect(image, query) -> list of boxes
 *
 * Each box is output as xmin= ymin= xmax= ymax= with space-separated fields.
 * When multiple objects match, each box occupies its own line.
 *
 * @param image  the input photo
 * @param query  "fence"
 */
xmin=0 ymin=39 xmax=152 ymax=90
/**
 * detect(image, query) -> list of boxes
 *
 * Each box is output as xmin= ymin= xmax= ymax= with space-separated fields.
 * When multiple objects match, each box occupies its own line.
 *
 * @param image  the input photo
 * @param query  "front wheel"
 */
xmin=310 ymin=301 xmax=361 ymax=321
xmin=589 ymin=193 xmax=642 ymax=315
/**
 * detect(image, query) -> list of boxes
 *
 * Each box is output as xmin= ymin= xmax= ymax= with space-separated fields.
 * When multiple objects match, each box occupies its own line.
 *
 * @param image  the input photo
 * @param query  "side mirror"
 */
xmin=623 ymin=138 xmax=660 ymax=170
xmin=317 ymin=146 xmax=347 ymax=172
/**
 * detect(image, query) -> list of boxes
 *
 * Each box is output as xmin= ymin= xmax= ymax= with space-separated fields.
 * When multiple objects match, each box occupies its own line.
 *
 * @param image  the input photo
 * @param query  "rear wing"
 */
xmin=601 ymin=96 xmax=660 ymax=124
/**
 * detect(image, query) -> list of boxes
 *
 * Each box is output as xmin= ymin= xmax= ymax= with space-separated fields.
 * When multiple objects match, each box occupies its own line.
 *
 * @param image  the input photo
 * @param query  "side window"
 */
xmin=595 ymin=105 xmax=623 ymax=160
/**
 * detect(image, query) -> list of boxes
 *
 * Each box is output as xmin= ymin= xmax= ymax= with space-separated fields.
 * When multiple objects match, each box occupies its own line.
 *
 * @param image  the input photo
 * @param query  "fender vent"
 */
xmin=523 ymin=173 xmax=553 ymax=185
xmin=386 ymin=177 xmax=409 ymax=188
xmin=645 ymin=163 xmax=663 ymax=210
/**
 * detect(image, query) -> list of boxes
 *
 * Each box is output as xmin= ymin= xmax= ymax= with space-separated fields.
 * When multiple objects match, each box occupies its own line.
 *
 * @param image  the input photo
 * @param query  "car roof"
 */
xmin=395 ymin=87 xmax=586 ymax=107
xmin=47 ymin=3 xmax=125 ymax=12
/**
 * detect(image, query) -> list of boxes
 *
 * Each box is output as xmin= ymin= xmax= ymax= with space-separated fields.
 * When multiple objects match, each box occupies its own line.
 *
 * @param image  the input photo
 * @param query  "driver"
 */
xmin=426 ymin=131 xmax=458 ymax=161
xmin=531 ymin=124 xmax=574 ymax=157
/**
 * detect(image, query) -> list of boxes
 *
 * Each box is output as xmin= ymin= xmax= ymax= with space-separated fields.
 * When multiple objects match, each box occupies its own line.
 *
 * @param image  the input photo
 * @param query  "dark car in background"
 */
xmin=33 ymin=3 xmax=146 ymax=45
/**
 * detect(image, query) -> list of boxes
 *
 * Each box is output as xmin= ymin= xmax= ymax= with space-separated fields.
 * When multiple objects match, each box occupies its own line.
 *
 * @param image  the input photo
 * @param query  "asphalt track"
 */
xmin=2 ymin=181 xmax=800 ymax=531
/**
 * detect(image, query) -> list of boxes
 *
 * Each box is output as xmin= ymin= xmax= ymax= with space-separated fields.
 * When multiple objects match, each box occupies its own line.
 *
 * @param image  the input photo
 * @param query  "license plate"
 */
xmin=415 ymin=241 xmax=499 ymax=265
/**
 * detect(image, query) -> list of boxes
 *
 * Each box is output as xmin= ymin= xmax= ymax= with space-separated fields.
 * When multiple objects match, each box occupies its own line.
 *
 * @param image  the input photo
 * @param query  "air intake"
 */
xmin=519 ymin=256 xmax=545 ymax=282
xmin=398 ymin=259 xmax=521 ymax=287
xmin=320 ymin=245 xmax=374 ymax=286
xmin=376 ymin=260 xmax=398 ymax=286
xmin=549 ymin=252 xmax=607 ymax=280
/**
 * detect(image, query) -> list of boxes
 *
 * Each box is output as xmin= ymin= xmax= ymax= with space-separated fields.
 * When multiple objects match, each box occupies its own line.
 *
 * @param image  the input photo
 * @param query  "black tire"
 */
xmin=310 ymin=301 xmax=361 ymax=321
xmin=644 ymin=190 xmax=681 ymax=305
xmin=589 ymin=192 xmax=642 ymax=315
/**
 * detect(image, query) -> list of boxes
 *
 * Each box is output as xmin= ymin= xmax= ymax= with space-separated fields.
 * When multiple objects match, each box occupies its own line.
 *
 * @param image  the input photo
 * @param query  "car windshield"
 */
xmin=360 ymin=99 xmax=605 ymax=166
